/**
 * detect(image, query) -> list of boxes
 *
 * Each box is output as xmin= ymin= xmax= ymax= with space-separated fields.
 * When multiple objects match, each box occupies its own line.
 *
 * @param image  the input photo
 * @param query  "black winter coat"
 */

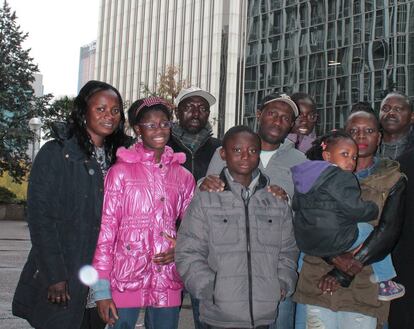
xmin=13 ymin=136 xmax=104 ymax=329
xmin=168 ymin=135 xmax=221 ymax=181
xmin=389 ymin=149 xmax=414 ymax=329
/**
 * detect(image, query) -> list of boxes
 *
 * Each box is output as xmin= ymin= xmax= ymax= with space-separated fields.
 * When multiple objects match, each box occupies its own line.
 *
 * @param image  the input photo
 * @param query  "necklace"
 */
xmin=93 ymin=146 xmax=109 ymax=176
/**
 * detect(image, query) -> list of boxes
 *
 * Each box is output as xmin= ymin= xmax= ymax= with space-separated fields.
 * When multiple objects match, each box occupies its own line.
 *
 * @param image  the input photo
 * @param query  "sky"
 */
xmin=6 ymin=0 xmax=100 ymax=98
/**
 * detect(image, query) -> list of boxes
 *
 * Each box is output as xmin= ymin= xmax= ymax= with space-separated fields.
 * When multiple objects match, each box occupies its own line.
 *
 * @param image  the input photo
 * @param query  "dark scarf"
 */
xmin=172 ymin=122 xmax=213 ymax=152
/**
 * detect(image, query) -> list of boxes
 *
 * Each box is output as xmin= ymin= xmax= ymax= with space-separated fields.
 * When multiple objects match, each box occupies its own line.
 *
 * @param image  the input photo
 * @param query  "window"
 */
xmin=269 ymin=10 xmax=282 ymax=35
xmin=310 ymin=25 xmax=325 ymax=52
xmin=299 ymin=2 xmax=309 ymax=27
xmin=269 ymin=36 xmax=281 ymax=60
xmin=397 ymin=4 xmax=408 ymax=33
xmin=299 ymin=29 xmax=309 ymax=55
xmin=327 ymin=22 xmax=336 ymax=49
xmin=354 ymin=15 xmax=362 ymax=44
xmin=286 ymin=6 xmax=297 ymax=32
xmin=375 ymin=10 xmax=384 ymax=39
xmin=269 ymin=61 xmax=281 ymax=87
xmin=310 ymin=1 xmax=325 ymax=25
xmin=245 ymin=67 xmax=257 ymax=91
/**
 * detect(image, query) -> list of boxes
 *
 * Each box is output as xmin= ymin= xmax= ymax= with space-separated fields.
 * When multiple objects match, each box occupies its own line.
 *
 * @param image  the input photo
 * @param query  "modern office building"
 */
xmin=94 ymin=0 xmax=247 ymax=136
xmin=244 ymin=0 xmax=414 ymax=132
xmin=78 ymin=41 xmax=97 ymax=92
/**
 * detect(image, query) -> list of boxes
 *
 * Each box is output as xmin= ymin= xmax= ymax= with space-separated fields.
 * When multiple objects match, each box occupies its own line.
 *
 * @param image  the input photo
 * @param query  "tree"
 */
xmin=39 ymin=96 xmax=74 ymax=139
xmin=141 ymin=65 xmax=188 ymax=105
xmin=0 ymin=1 xmax=47 ymax=182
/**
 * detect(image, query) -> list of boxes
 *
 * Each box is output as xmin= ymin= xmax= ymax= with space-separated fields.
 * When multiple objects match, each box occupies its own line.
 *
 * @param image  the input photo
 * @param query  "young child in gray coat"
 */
xmin=176 ymin=126 xmax=298 ymax=329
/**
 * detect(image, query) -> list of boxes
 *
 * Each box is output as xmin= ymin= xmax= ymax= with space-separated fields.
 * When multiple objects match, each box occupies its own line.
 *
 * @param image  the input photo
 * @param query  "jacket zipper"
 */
xmin=243 ymin=198 xmax=255 ymax=328
xmin=173 ymin=137 xmax=210 ymax=176
xmin=212 ymin=271 xmax=217 ymax=305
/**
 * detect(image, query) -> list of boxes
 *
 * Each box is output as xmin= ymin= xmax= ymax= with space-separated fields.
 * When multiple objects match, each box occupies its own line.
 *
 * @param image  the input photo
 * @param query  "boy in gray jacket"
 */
xmin=176 ymin=126 xmax=299 ymax=329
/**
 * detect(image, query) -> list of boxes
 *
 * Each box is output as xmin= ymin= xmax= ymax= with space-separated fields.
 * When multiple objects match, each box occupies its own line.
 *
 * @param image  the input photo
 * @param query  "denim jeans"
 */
xmin=111 ymin=306 xmax=179 ymax=329
xmin=353 ymin=223 xmax=396 ymax=282
xmin=268 ymin=297 xmax=295 ymax=329
xmin=190 ymin=294 xmax=207 ymax=329
xmin=306 ymin=304 xmax=377 ymax=329
xmin=294 ymin=302 xmax=306 ymax=329
xmin=203 ymin=324 xmax=269 ymax=329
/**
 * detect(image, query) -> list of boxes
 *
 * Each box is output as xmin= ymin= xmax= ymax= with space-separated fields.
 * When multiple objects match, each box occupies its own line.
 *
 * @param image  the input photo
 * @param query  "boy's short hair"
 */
xmin=222 ymin=125 xmax=261 ymax=149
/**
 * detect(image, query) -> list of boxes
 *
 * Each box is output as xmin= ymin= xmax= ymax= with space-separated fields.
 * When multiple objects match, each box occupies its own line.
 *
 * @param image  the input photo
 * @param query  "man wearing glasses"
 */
xmin=168 ymin=87 xmax=221 ymax=329
xmin=287 ymin=93 xmax=318 ymax=153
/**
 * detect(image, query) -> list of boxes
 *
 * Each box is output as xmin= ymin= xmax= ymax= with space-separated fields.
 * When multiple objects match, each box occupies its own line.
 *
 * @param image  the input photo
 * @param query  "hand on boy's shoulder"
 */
xmin=267 ymin=185 xmax=288 ymax=201
xmin=199 ymin=175 xmax=225 ymax=192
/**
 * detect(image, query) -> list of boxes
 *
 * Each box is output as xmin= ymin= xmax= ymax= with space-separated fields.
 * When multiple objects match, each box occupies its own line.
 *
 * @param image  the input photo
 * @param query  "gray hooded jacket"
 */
xmin=176 ymin=170 xmax=298 ymax=328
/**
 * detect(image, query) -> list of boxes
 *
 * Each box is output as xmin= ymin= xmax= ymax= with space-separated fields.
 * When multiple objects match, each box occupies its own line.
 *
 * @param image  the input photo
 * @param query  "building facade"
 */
xmin=78 ymin=41 xmax=97 ymax=92
xmin=244 ymin=0 xmax=414 ymax=132
xmin=94 ymin=0 xmax=247 ymax=136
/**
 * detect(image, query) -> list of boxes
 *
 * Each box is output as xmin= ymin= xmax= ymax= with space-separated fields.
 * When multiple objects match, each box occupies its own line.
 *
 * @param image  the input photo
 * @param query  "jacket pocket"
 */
xmin=211 ymin=216 xmax=239 ymax=245
xmin=256 ymin=214 xmax=280 ymax=246
xmin=112 ymin=240 xmax=151 ymax=283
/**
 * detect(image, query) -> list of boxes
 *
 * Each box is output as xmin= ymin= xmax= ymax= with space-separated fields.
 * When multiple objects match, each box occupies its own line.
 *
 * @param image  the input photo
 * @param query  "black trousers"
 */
xmin=80 ymin=307 xmax=106 ymax=329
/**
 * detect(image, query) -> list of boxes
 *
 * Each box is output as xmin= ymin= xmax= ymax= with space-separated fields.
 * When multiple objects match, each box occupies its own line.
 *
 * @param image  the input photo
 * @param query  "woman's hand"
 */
xmin=96 ymin=299 xmax=119 ymax=325
xmin=47 ymin=281 xmax=70 ymax=305
xmin=153 ymin=233 xmax=176 ymax=265
xmin=199 ymin=175 xmax=225 ymax=192
xmin=318 ymin=274 xmax=340 ymax=294
xmin=331 ymin=252 xmax=363 ymax=276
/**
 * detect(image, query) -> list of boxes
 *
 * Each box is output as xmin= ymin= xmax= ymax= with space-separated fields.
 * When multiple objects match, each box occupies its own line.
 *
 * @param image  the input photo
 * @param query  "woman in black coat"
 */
xmin=389 ymin=148 xmax=414 ymax=329
xmin=12 ymin=80 xmax=130 ymax=329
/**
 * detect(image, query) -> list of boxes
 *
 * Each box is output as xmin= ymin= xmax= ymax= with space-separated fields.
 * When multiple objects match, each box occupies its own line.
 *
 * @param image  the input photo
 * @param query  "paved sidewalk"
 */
xmin=0 ymin=220 xmax=194 ymax=329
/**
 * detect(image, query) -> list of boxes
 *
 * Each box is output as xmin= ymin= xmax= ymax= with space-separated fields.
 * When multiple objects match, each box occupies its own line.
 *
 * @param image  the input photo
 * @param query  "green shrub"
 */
xmin=0 ymin=186 xmax=18 ymax=204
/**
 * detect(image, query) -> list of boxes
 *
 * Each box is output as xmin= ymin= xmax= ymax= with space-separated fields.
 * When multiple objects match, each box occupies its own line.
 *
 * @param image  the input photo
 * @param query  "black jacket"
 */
xmin=12 ymin=136 xmax=104 ymax=329
xmin=389 ymin=150 xmax=414 ymax=329
xmin=168 ymin=135 xmax=221 ymax=181
xmin=291 ymin=162 xmax=379 ymax=257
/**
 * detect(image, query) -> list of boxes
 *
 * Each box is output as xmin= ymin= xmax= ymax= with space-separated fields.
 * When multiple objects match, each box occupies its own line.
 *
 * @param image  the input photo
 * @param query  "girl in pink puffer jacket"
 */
xmin=91 ymin=97 xmax=195 ymax=329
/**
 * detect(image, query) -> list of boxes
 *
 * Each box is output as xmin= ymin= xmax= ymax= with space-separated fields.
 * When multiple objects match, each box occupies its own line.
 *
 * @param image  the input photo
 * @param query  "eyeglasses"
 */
xmin=296 ymin=112 xmax=318 ymax=122
xmin=136 ymin=121 xmax=173 ymax=130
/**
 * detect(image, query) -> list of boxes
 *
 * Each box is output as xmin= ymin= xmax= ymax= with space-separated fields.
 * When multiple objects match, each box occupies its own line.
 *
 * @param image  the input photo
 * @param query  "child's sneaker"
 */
xmin=378 ymin=280 xmax=405 ymax=301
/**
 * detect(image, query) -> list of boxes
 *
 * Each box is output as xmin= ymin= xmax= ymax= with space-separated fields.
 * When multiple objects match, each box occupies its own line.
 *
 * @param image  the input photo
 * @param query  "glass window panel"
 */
xmin=375 ymin=10 xmax=384 ymax=39
xmin=299 ymin=3 xmax=309 ymax=28
xmin=354 ymin=15 xmax=362 ymax=44
xmin=310 ymin=25 xmax=325 ymax=52
xmin=310 ymin=1 xmax=325 ymax=25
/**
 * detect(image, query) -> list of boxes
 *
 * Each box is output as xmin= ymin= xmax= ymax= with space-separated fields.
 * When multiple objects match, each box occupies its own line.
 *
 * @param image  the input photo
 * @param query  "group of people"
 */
xmin=11 ymin=79 xmax=413 ymax=329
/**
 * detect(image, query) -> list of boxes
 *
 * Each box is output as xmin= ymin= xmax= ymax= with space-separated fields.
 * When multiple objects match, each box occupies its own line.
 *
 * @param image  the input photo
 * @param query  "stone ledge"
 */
xmin=0 ymin=204 xmax=25 ymax=221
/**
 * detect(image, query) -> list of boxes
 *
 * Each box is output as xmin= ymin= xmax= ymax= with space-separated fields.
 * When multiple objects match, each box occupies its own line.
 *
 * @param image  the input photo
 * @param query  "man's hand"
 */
xmin=280 ymin=289 xmax=287 ymax=301
xmin=153 ymin=233 xmax=176 ymax=265
xmin=267 ymin=185 xmax=288 ymax=201
xmin=331 ymin=252 xmax=363 ymax=276
xmin=199 ymin=175 xmax=225 ymax=192
xmin=96 ymin=299 xmax=119 ymax=325
xmin=47 ymin=281 xmax=70 ymax=305
xmin=318 ymin=274 xmax=340 ymax=294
